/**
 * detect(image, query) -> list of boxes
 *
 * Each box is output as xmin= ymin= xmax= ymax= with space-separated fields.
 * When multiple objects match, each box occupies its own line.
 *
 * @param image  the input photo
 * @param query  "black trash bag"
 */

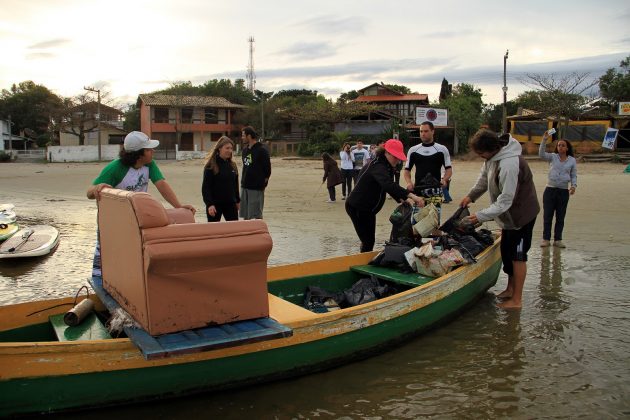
xmin=304 ymin=286 xmax=343 ymax=312
xmin=342 ymin=277 xmax=395 ymax=307
xmin=473 ymin=228 xmax=495 ymax=247
xmin=380 ymin=242 xmax=413 ymax=269
xmin=452 ymin=233 xmax=485 ymax=258
xmin=439 ymin=206 xmax=473 ymax=234
xmin=389 ymin=202 xmax=415 ymax=244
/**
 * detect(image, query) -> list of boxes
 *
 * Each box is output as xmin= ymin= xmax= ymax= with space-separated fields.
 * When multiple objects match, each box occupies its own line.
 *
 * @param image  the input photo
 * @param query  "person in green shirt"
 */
xmin=87 ymin=131 xmax=195 ymax=276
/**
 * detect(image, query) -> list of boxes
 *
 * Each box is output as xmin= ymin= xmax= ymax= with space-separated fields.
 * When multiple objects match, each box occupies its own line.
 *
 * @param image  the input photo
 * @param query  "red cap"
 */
xmin=383 ymin=139 xmax=406 ymax=161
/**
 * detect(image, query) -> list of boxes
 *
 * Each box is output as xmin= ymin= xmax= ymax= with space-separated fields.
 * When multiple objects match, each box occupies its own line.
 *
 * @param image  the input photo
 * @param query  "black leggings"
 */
xmin=206 ymin=202 xmax=239 ymax=222
xmin=345 ymin=202 xmax=377 ymax=252
xmin=543 ymin=187 xmax=569 ymax=241
xmin=341 ymin=169 xmax=353 ymax=197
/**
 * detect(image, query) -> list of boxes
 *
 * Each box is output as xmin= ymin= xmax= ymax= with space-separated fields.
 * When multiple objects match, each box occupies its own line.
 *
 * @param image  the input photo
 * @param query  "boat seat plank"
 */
xmin=268 ymin=293 xmax=319 ymax=323
xmin=89 ymin=276 xmax=293 ymax=360
xmin=49 ymin=313 xmax=111 ymax=342
xmin=350 ymin=265 xmax=434 ymax=287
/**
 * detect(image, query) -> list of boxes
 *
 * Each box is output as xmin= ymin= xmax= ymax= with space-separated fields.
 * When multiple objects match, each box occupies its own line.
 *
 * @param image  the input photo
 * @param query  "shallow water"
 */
xmin=2 ymin=198 xmax=629 ymax=418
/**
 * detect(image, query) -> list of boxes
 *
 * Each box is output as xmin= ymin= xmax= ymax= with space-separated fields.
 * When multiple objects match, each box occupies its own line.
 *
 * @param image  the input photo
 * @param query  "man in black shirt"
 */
xmin=240 ymin=126 xmax=271 ymax=220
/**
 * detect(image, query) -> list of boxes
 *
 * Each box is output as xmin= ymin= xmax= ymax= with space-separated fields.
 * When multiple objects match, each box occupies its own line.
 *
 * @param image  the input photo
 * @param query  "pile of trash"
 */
xmin=373 ymin=204 xmax=497 ymax=277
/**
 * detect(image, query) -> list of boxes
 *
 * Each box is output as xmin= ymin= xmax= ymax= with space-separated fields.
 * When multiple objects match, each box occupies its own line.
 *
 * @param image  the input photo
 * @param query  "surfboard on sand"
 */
xmin=0 ymin=225 xmax=59 ymax=259
xmin=0 ymin=204 xmax=18 ymax=242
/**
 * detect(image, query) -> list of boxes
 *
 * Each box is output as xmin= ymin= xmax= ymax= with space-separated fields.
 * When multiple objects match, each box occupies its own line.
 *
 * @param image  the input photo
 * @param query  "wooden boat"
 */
xmin=0 ymin=225 xmax=59 ymax=258
xmin=0 ymin=242 xmax=502 ymax=416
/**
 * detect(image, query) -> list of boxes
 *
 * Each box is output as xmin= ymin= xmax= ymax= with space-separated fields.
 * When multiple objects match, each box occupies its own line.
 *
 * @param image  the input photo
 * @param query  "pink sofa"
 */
xmin=97 ymin=188 xmax=273 ymax=336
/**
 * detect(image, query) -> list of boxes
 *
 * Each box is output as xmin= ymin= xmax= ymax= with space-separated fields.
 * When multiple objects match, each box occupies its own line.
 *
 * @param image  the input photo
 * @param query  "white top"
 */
xmin=351 ymin=148 xmax=370 ymax=170
xmin=339 ymin=151 xmax=354 ymax=170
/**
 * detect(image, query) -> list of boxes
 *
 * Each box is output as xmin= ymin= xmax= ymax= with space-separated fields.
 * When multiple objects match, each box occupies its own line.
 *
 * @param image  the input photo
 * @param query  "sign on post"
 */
xmin=619 ymin=102 xmax=630 ymax=115
xmin=602 ymin=128 xmax=619 ymax=150
xmin=415 ymin=107 xmax=448 ymax=127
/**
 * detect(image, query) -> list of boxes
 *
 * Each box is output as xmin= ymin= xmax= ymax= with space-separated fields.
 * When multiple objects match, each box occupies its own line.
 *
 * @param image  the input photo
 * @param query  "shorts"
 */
xmin=500 ymin=217 xmax=536 ymax=276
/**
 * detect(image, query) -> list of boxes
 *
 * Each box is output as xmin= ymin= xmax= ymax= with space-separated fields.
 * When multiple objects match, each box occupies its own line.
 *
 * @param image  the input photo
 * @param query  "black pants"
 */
xmin=345 ymin=202 xmax=376 ymax=252
xmin=206 ymin=202 xmax=239 ymax=222
xmin=341 ymin=169 xmax=353 ymax=197
xmin=543 ymin=187 xmax=569 ymax=241
xmin=501 ymin=217 xmax=536 ymax=276
xmin=327 ymin=186 xmax=336 ymax=201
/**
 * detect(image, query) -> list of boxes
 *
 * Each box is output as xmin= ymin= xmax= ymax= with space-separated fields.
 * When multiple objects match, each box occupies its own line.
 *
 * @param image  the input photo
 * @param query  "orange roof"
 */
xmin=354 ymin=94 xmax=428 ymax=102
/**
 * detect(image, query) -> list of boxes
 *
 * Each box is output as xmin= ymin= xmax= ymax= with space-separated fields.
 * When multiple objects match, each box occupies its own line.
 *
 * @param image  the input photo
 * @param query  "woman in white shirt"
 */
xmin=339 ymin=143 xmax=354 ymax=199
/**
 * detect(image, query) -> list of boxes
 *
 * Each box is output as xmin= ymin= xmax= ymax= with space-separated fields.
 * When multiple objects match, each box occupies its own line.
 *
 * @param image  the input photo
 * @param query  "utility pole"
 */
xmin=502 ymin=49 xmax=509 ymax=134
xmin=7 ymin=114 xmax=13 ymax=155
xmin=84 ymin=86 xmax=102 ymax=161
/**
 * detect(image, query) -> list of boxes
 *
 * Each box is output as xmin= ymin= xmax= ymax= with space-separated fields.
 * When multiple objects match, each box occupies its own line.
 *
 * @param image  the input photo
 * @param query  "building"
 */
xmin=352 ymin=82 xmax=429 ymax=121
xmin=138 ymin=94 xmax=246 ymax=157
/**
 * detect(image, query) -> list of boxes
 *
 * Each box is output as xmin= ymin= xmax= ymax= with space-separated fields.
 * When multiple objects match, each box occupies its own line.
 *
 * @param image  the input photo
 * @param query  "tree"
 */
xmin=337 ymin=90 xmax=360 ymax=103
xmin=439 ymin=78 xmax=452 ymax=102
xmin=438 ymin=83 xmax=484 ymax=152
xmin=385 ymin=84 xmax=413 ymax=94
xmin=599 ymin=55 xmax=630 ymax=105
xmin=482 ymin=101 xmax=519 ymax=132
xmin=0 ymin=81 xmax=63 ymax=144
xmin=123 ymin=103 xmax=140 ymax=132
xmin=519 ymin=72 xmax=597 ymax=120
xmin=55 ymin=91 xmax=119 ymax=146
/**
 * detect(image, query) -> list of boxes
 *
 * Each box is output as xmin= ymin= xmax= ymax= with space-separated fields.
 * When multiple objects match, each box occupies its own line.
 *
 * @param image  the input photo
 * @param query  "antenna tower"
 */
xmin=246 ymin=36 xmax=256 ymax=93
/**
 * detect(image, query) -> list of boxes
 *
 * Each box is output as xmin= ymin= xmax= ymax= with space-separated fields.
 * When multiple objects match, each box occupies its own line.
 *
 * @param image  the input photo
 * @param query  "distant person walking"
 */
xmin=339 ymin=143 xmax=354 ymax=199
xmin=321 ymin=152 xmax=342 ymax=203
xmin=539 ymin=130 xmax=577 ymax=248
xmin=240 ymin=126 xmax=271 ymax=220
xmin=202 ymin=136 xmax=240 ymax=222
xmin=346 ymin=139 xmax=425 ymax=252
xmin=351 ymin=140 xmax=370 ymax=185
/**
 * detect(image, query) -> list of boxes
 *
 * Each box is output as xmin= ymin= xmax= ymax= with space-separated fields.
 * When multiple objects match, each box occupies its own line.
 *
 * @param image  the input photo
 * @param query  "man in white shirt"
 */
xmin=351 ymin=140 xmax=371 ymax=184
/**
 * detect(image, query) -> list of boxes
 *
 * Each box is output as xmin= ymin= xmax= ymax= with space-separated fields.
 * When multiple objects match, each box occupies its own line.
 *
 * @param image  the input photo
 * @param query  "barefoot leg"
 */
xmin=497 ymin=261 xmax=526 ymax=309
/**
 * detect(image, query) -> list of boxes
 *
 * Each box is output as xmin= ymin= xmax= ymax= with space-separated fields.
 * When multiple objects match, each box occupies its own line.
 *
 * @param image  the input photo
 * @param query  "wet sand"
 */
xmin=1 ymin=157 xmax=628 ymax=257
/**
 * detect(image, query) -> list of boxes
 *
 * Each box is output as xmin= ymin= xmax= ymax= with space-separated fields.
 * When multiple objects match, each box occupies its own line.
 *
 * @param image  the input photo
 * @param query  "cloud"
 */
xmin=27 ymin=38 xmax=71 ymax=50
xmin=275 ymin=42 xmax=337 ymax=60
xmin=294 ymin=15 xmax=366 ymax=34
xmin=421 ymin=29 xmax=476 ymax=39
xmin=26 ymin=52 xmax=55 ymax=60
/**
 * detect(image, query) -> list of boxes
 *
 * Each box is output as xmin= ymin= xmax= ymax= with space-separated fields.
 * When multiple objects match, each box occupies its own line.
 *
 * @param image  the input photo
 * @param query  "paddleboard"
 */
xmin=0 ymin=222 xmax=19 ymax=242
xmin=0 ymin=225 xmax=59 ymax=259
xmin=0 ymin=204 xmax=16 ymax=224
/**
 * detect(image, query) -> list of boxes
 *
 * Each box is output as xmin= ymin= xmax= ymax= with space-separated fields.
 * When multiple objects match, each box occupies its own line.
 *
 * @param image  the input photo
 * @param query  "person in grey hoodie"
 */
xmin=460 ymin=130 xmax=540 ymax=309
xmin=538 ymin=130 xmax=577 ymax=248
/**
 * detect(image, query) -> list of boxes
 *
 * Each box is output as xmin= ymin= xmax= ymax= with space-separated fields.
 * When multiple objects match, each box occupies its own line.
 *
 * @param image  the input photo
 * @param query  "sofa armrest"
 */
xmin=166 ymin=208 xmax=195 ymax=224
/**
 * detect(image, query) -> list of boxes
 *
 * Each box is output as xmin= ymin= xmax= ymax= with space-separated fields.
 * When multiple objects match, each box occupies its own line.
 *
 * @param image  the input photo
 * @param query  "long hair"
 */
xmin=205 ymin=136 xmax=237 ymax=175
xmin=322 ymin=152 xmax=335 ymax=164
xmin=119 ymin=149 xmax=145 ymax=166
xmin=341 ymin=142 xmax=351 ymax=159
xmin=555 ymin=139 xmax=574 ymax=157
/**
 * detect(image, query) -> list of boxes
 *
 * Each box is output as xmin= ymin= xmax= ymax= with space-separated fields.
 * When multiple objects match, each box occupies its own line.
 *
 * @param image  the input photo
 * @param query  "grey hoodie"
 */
xmin=467 ymin=137 xmax=540 ymax=230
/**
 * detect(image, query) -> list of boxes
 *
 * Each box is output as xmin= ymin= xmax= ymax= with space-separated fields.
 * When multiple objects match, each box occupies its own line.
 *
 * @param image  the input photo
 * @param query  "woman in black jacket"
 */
xmin=346 ymin=139 xmax=425 ymax=252
xmin=202 ymin=136 xmax=240 ymax=222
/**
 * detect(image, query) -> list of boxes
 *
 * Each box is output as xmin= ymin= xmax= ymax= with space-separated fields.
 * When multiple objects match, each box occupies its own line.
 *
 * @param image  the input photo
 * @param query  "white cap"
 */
xmin=124 ymin=131 xmax=160 ymax=151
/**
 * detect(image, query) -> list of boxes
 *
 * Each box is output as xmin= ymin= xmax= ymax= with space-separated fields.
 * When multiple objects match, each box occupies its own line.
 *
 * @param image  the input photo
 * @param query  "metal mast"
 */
xmin=246 ymin=36 xmax=256 ymax=93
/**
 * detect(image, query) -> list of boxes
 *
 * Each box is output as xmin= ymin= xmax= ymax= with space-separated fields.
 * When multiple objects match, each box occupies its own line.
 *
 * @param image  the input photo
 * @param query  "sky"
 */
xmin=0 ymin=0 xmax=628 ymax=108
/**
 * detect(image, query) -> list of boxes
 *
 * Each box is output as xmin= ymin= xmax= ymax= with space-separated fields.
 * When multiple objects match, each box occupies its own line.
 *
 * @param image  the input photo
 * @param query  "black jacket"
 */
xmin=346 ymin=155 xmax=409 ymax=214
xmin=202 ymin=157 xmax=240 ymax=207
xmin=241 ymin=142 xmax=271 ymax=190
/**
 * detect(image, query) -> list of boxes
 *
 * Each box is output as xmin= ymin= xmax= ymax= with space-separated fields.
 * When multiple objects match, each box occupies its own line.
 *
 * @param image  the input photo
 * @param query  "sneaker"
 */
xmin=342 ymin=196 xmax=346 ymax=200
xmin=326 ymin=199 xmax=335 ymax=203
xmin=553 ymin=240 xmax=566 ymax=248
xmin=540 ymin=240 xmax=550 ymax=247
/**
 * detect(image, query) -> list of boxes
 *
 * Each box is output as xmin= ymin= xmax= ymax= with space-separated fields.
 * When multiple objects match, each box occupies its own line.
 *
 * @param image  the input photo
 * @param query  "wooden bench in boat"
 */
xmin=268 ymin=293 xmax=319 ymax=323
xmin=89 ymin=277 xmax=293 ymax=360
xmin=50 ymin=312 xmax=111 ymax=342
xmin=350 ymin=265 xmax=434 ymax=287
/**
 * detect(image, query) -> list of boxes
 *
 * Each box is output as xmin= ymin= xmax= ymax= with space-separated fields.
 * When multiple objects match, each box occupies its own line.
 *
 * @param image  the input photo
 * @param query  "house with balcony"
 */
xmin=138 ymin=94 xmax=246 ymax=156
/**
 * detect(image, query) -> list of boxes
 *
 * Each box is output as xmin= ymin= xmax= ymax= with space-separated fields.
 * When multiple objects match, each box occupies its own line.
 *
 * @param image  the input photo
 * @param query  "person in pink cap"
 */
xmin=345 ymin=139 xmax=425 ymax=252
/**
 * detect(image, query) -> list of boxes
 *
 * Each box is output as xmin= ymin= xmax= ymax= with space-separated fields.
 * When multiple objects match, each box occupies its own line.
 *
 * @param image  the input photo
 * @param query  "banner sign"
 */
xmin=415 ymin=107 xmax=448 ymax=127
xmin=619 ymin=102 xmax=630 ymax=115
xmin=602 ymin=128 xmax=619 ymax=150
